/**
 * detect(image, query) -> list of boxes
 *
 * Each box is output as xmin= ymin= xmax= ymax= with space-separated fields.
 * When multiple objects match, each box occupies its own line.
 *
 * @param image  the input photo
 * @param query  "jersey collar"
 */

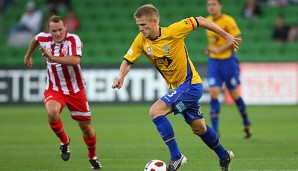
xmin=150 ymin=27 xmax=161 ymax=41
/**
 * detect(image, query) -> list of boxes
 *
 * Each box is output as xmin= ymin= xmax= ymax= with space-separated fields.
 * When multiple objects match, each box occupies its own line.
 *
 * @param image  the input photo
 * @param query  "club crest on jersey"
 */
xmin=162 ymin=45 xmax=170 ymax=53
xmin=146 ymin=46 xmax=154 ymax=56
xmin=61 ymin=46 xmax=68 ymax=55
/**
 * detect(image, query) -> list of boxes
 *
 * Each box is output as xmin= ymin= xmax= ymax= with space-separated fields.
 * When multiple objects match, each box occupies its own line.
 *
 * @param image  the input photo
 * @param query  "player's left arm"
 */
xmin=208 ymin=35 xmax=242 ymax=54
xmin=196 ymin=16 xmax=241 ymax=50
xmin=39 ymin=46 xmax=81 ymax=66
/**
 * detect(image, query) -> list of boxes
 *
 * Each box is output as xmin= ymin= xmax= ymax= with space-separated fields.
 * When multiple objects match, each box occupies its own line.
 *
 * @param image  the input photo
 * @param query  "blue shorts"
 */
xmin=161 ymin=82 xmax=204 ymax=123
xmin=207 ymin=54 xmax=240 ymax=90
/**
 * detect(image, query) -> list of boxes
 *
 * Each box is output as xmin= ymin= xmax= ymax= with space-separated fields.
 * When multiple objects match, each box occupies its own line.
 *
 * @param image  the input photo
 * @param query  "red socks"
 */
xmin=84 ymin=135 xmax=97 ymax=159
xmin=49 ymin=118 xmax=96 ymax=159
xmin=48 ymin=118 xmax=69 ymax=144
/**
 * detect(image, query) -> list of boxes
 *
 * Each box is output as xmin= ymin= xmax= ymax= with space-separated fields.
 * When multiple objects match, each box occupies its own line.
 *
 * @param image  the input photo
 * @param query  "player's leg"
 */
xmin=180 ymin=84 xmax=233 ymax=170
xmin=77 ymin=120 xmax=96 ymax=158
xmin=68 ymin=90 xmax=101 ymax=169
xmin=189 ymin=118 xmax=234 ymax=170
xmin=207 ymin=58 xmax=223 ymax=134
xmin=209 ymin=87 xmax=221 ymax=134
xmin=77 ymin=120 xmax=101 ymax=169
xmin=229 ymin=88 xmax=252 ymax=138
xmin=224 ymin=56 xmax=252 ymax=138
xmin=151 ymin=99 xmax=186 ymax=171
xmin=181 ymin=95 xmax=229 ymax=162
xmin=189 ymin=118 xmax=229 ymax=159
xmin=150 ymin=99 xmax=181 ymax=160
xmin=44 ymin=90 xmax=70 ymax=161
xmin=45 ymin=100 xmax=69 ymax=144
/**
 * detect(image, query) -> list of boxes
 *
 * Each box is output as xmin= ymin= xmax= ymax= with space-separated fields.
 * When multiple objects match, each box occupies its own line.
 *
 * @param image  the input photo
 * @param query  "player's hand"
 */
xmin=204 ymin=48 xmax=210 ymax=55
xmin=39 ymin=46 xmax=53 ymax=60
xmin=24 ymin=55 xmax=33 ymax=68
xmin=112 ymin=78 xmax=124 ymax=89
xmin=225 ymin=33 xmax=241 ymax=50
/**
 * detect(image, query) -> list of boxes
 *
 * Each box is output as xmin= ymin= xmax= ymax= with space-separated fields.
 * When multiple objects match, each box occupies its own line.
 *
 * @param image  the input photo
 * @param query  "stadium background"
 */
xmin=0 ymin=0 xmax=297 ymax=105
xmin=0 ymin=0 xmax=297 ymax=65
xmin=0 ymin=1 xmax=298 ymax=170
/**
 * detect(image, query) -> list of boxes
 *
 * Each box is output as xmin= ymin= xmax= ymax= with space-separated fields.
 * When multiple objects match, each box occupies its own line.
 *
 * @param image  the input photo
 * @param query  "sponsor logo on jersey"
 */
xmin=127 ymin=49 xmax=133 ymax=55
xmin=176 ymin=101 xmax=186 ymax=112
xmin=154 ymin=56 xmax=173 ymax=68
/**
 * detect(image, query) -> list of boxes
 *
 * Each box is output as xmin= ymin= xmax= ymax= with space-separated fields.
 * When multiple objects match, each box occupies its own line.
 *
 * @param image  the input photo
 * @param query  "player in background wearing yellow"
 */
xmin=112 ymin=4 xmax=241 ymax=171
xmin=205 ymin=0 xmax=252 ymax=138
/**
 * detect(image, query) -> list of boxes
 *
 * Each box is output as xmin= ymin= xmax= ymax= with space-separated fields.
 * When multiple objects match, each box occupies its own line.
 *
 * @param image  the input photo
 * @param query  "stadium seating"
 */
xmin=0 ymin=0 xmax=297 ymax=66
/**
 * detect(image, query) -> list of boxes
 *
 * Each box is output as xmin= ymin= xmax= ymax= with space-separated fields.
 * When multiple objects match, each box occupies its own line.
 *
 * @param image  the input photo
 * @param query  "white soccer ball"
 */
xmin=144 ymin=159 xmax=167 ymax=171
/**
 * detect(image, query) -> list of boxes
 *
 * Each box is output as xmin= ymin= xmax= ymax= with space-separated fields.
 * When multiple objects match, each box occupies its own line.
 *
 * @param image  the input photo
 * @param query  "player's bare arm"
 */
xmin=205 ymin=35 xmax=242 ymax=55
xmin=24 ymin=38 xmax=39 ymax=68
xmin=39 ymin=46 xmax=81 ymax=66
xmin=112 ymin=60 xmax=132 ymax=89
xmin=196 ymin=16 xmax=241 ymax=50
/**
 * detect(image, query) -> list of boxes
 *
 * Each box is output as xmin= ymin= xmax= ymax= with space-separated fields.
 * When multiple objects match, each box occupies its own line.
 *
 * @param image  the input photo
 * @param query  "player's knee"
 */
xmin=45 ymin=101 xmax=61 ymax=122
xmin=79 ymin=121 xmax=94 ymax=138
xmin=230 ymin=89 xmax=240 ymax=100
xmin=149 ymin=109 xmax=157 ymax=119
xmin=82 ymin=126 xmax=94 ymax=138
xmin=192 ymin=125 xmax=207 ymax=136
xmin=193 ymin=128 xmax=207 ymax=136
xmin=149 ymin=106 xmax=159 ymax=119
xmin=47 ymin=109 xmax=60 ymax=123
xmin=209 ymin=88 xmax=220 ymax=99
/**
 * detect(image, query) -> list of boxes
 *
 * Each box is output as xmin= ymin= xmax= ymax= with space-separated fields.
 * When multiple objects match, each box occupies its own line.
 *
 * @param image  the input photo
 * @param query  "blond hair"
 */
xmin=134 ymin=4 xmax=160 ymax=22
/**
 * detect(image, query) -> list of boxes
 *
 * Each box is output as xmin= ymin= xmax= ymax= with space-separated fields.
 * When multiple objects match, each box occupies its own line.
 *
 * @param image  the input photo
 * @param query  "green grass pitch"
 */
xmin=0 ymin=104 xmax=297 ymax=171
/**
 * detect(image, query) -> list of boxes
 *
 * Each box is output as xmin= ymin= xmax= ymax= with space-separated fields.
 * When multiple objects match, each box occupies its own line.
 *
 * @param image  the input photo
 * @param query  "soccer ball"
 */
xmin=144 ymin=160 xmax=167 ymax=171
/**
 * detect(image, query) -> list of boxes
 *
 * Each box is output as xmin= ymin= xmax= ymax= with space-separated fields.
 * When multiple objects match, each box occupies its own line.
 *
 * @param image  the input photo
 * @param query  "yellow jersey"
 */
xmin=206 ymin=14 xmax=241 ymax=59
xmin=124 ymin=17 xmax=202 ymax=89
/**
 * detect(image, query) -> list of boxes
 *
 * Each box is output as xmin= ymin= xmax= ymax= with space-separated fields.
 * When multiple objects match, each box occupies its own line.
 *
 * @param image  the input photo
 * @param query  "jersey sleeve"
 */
xmin=124 ymin=33 xmax=144 ymax=63
xmin=35 ymin=32 xmax=48 ymax=42
xmin=68 ymin=34 xmax=82 ymax=56
xmin=169 ymin=17 xmax=199 ymax=39
xmin=226 ymin=17 xmax=241 ymax=37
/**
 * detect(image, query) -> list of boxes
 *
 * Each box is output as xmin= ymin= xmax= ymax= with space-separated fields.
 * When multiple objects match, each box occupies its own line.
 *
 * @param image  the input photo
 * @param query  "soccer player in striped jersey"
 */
xmin=112 ymin=4 xmax=240 ymax=171
xmin=205 ymin=0 xmax=252 ymax=139
xmin=24 ymin=15 xmax=102 ymax=170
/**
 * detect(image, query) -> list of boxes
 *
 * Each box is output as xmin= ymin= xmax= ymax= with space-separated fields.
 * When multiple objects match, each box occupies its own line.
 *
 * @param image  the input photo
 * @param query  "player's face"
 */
xmin=207 ymin=0 xmax=222 ymax=16
xmin=136 ymin=16 xmax=158 ymax=39
xmin=49 ymin=21 xmax=67 ymax=43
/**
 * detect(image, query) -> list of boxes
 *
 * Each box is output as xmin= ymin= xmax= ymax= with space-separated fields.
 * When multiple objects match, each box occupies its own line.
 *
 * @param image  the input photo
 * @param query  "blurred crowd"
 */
xmin=1 ymin=0 xmax=80 ymax=47
xmin=242 ymin=0 xmax=298 ymax=43
xmin=0 ymin=0 xmax=297 ymax=47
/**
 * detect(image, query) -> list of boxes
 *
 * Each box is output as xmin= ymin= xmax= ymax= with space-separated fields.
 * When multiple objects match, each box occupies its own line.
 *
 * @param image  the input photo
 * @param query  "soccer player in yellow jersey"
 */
xmin=205 ymin=0 xmax=252 ymax=139
xmin=112 ymin=4 xmax=240 ymax=171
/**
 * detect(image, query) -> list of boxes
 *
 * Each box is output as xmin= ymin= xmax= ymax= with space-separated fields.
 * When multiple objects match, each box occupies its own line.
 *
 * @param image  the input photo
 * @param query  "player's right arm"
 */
xmin=24 ymin=37 xmax=39 ymax=68
xmin=112 ymin=33 xmax=143 ymax=89
xmin=112 ymin=60 xmax=132 ymax=89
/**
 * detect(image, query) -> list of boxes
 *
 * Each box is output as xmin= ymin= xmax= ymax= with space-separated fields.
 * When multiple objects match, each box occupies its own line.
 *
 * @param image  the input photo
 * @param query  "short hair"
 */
xmin=134 ymin=4 xmax=160 ymax=22
xmin=208 ymin=0 xmax=222 ymax=4
xmin=47 ymin=15 xmax=64 ymax=27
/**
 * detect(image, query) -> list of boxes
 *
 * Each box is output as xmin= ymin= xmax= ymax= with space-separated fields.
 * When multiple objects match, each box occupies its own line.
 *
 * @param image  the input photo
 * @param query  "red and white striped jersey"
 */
xmin=35 ymin=32 xmax=86 ymax=94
